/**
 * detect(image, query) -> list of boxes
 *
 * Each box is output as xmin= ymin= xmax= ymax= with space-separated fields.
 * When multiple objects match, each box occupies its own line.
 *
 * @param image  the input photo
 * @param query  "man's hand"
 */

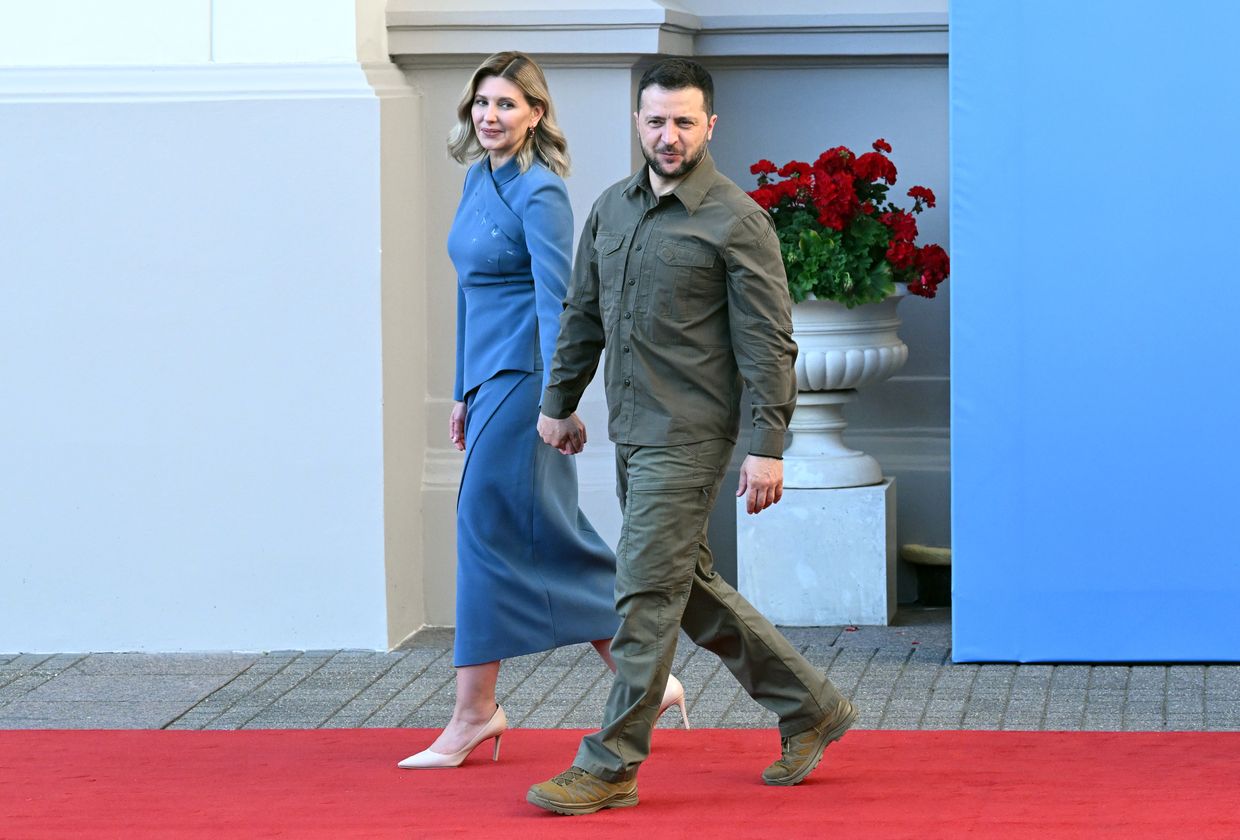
xmin=537 ymin=412 xmax=588 ymax=455
xmin=449 ymin=401 xmax=467 ymax=452
xmin=736 ymin=454 xmax=783 ymax=515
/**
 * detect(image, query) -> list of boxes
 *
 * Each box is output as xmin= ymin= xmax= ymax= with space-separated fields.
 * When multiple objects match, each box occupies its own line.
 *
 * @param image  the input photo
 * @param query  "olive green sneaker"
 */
xmin=526 ymin=766 xmax=638 ymax=815
xmin=762 ymin=699 xmax=858 ymax=786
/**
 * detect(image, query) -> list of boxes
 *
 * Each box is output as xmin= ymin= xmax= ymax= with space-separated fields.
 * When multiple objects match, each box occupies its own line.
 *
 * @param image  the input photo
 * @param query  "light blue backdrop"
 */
xmin=951 ymin=1 xmax=1240 ymax=661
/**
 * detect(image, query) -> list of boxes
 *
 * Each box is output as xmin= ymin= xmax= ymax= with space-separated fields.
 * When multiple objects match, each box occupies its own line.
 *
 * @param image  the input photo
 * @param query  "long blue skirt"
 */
xmin=454 ymin=370 xmax=620 ymax=667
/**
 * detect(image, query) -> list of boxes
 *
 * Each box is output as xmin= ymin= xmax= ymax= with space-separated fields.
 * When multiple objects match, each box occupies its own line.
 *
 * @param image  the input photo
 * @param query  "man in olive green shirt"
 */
xmin=529 ymin=59 xmax=856 ymax=816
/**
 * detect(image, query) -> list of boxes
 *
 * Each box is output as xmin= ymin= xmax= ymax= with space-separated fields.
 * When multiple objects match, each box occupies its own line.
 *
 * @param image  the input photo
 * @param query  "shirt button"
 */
xmin=623 ymin=311 xmax=632 ymax=319
xmin=635 ymin=244 xmax=643 ymax=251
xmin=624 ymin=378 xmax=631 ymax=386
xmin=622 ymin=345 xmax=630 ymax=353
xmin=628 ymin=279 xmax=635 ymax=286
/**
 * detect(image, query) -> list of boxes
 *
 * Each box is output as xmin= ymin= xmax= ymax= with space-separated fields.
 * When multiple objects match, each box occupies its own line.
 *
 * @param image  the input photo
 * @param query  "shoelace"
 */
xmin=551 ymin=767 xmax=588 ymax=786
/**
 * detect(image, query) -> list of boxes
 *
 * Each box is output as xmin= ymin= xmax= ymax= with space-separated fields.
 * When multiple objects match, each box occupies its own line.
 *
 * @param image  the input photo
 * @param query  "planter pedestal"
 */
xmin=737 ymin=479 xmax=896 ymax=626
xmin=736 ymin=290 xmax=906 ymax=626
xmin=783 ymin=390 xmax=882 ymax=489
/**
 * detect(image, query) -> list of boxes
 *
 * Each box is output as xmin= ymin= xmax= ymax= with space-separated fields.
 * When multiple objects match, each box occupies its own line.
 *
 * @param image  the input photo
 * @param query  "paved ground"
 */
xmin=3 ymin=609 xmax=1238 ymax=732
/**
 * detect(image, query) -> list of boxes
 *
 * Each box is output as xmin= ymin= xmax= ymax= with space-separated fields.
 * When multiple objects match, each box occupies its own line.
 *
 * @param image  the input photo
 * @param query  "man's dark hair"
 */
xmin=636 ymin=58 xmax=714 ymax=116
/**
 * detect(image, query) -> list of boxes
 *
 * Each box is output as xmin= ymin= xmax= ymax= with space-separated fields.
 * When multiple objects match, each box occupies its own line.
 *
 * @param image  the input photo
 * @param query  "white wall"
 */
xmin=0 ymin=76 xmax=389 ymax=651
xmin=0 ymin=0 xmax=211 ymax=65
xmin=0 ymin=1 xmax=424 ymax=651
xmin=0 ymin=0 xmax=363 ymax=65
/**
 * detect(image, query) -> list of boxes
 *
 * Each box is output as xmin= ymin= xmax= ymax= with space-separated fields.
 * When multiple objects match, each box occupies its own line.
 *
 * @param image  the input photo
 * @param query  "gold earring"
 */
xmin=528 ymin=125 xmax=536 ymax=138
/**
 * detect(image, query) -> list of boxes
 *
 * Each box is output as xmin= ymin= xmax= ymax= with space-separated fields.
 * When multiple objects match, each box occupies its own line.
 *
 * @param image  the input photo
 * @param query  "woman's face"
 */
xmin=471 ymin=75 xmax=543 ymax=167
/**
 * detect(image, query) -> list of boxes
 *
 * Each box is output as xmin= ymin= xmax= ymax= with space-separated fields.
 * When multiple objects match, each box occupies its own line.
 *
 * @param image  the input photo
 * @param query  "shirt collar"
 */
xmin=623 ymin=152 xmax=717 ymax=215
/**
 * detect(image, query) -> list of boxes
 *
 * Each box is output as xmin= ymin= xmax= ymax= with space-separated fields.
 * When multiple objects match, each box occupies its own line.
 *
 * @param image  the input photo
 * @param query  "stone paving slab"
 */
xmin=3 ymin=610 xmax=1239 ymax=733
xmin=0 ymin=700 xmax=198 ymax=729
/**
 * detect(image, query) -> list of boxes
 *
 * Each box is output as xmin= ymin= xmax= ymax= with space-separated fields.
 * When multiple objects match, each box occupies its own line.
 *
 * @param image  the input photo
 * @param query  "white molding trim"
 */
xmin=361 ymin=61 xmax=420 ymax=99
xmin=846 ymin=429 xmax=950 ymax=473
xmin=422 ymin=442 xmax=617 ymax=493
xmin=695 ymin=13 xmax=947 ymax=57
xmin=0 ymin=62 xmax=378 ymax=104
xmin=423 ymin=447 xmax=465 ymax=492
xmin=385 ymin=6 xmax=946 ymax=62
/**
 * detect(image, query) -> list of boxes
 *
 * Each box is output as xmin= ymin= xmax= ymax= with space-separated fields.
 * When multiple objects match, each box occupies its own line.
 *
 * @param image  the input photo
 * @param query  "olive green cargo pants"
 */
xmin=575 ymin=438 xmax=849 ymax=782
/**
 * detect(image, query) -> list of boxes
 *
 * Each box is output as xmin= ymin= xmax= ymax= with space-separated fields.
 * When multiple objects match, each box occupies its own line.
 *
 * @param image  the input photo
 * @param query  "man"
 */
xmin=529 ymin=58 xmax=856 ymax=816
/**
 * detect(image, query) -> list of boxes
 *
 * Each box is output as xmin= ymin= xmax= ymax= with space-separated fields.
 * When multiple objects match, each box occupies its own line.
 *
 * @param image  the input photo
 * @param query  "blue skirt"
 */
xmin=454 ymin=370 xmax=620 ymax=667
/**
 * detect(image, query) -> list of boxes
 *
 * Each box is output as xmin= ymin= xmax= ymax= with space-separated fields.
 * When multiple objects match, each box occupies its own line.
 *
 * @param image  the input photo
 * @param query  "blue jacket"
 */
xmin=448 ymin=156 xmax=574 ymax=402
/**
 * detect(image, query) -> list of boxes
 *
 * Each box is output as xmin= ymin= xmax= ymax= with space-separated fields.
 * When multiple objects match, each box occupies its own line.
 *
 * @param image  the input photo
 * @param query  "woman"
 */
xmin=399 ymin=52 xmax=686 ymax=770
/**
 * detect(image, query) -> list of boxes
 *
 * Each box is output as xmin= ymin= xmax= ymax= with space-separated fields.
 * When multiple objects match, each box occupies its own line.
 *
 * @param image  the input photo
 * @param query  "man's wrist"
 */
xmin=540 ymin=389 xmax=577 ymax=420
xmin=748 ymin=428 xmax=786 ymax=459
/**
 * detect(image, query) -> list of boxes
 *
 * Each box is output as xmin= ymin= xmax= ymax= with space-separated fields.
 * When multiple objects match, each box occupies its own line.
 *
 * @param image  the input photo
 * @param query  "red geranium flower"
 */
xmin=815 ymin=146 xmax=854 ymax=174
xmin=778 ymin=160 xmax=813 ymax=179
xmin=915 ymin=243 xmax=950 ymax=284
xmin=879 ymin=210 xmax=918 ymax=242
xmin=886 ymin=239 xmax=917 ymax=269
xmin=854 ymin=152 xmax=897 ymax=185
xmin=872 ymin=138 xmax=893 ymax=153
xmin=749 ymin=159 xmax=778 ymax=175
xmin=747 ymin=186 xmax=776 ymax=210
xmin=908 ymin=185 xmax=936 ymax=208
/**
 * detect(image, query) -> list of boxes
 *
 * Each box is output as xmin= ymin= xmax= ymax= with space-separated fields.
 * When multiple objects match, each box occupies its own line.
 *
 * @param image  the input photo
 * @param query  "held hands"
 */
xmin=537 ymin=412 xmax=587 ymax=455
xmin=737 ymin=455 xmax=784 ymax=515
xmin=449 ymin=401 xmax=467 ymax=451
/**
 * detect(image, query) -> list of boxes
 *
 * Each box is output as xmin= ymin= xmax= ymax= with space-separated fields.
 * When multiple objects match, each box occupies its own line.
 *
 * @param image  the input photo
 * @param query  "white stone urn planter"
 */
xmin=784 ymin=285 xmax=908 ymax=489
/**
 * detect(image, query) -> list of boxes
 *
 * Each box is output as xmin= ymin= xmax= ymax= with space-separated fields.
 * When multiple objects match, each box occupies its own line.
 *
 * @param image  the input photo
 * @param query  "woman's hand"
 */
xmin=449 ymin=401 xmax=467 ymax=451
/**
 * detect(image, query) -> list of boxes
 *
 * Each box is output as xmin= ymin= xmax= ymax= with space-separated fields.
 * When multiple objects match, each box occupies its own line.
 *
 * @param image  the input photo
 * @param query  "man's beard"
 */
xmin=642 ymin=140 xmax=708 ymax=180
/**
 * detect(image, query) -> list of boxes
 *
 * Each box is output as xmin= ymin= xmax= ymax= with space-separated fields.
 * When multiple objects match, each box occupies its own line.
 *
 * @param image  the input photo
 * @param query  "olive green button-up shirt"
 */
xmin=541 ymin=154 xmax=797 ymax=458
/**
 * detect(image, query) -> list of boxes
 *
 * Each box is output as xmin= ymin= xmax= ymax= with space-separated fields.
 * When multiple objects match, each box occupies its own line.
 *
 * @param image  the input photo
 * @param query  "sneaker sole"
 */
xmin=764 ymin=701 xmax=858 ymax=787
xmin=525 ymin=789 xmax=639 ymax=816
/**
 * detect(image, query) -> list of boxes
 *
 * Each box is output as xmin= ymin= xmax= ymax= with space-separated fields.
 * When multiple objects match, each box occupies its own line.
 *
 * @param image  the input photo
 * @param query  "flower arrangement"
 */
xmin=748 ymin=139 xmax=949 ymax=307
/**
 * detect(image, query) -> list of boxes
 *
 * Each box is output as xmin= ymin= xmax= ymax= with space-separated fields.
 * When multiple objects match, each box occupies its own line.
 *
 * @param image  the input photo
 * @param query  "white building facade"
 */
xmin=0 ymin=1 xmax=948 ymax=651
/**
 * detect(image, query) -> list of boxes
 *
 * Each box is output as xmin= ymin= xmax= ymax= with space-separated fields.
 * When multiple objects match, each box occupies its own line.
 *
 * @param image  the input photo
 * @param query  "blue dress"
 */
xmin=447 ymin=155 xmax=619 ymax=667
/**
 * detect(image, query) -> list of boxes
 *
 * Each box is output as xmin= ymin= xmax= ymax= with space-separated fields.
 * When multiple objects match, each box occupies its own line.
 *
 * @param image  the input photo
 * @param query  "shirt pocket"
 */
xmin=655 ymin=240 xmax=728 ymax=346
xmin=656 ymin=241 xmax=717 ymax=316
xmin=594 ymin=231 xmax=628 ymax=322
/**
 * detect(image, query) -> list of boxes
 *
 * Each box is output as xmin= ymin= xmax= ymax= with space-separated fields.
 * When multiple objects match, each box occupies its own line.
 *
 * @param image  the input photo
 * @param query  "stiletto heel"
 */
xmin=397 ymin=705 xmax=508 ymax=769
xmin=658 ymin=674 xmax=691 ymax=730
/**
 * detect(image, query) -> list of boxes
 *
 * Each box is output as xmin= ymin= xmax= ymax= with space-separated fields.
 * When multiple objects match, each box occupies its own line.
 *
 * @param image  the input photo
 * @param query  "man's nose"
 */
xmin=661 ymin=123 xmax=678 ymax=146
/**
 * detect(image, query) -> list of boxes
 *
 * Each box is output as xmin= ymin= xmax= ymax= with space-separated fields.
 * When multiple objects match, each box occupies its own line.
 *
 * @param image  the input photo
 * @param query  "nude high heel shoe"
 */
xmin=658 ymin=674 xmax=690 ymax=729
xmin=397 ymin=705 xmax=507 ymax=769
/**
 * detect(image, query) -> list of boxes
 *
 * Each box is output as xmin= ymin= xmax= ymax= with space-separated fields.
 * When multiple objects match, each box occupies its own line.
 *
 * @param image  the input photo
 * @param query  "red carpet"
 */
xmin=2 ymin=729 xmax=1238 ymax=839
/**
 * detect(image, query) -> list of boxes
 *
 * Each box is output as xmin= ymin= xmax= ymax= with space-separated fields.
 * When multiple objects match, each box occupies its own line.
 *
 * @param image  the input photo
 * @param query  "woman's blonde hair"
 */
xmin=447 ymin=51 xmax=570 ymax=177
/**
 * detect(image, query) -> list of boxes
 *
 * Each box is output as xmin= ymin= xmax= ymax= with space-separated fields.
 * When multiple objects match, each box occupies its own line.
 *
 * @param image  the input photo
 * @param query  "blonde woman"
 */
xmin=398 ymin=52 xmax=686 ymax=770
